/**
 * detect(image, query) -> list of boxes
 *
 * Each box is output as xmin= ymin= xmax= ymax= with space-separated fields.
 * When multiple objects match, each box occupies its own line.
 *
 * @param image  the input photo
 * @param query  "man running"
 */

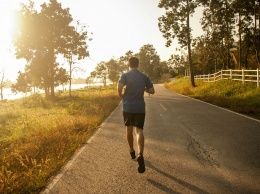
xmin=117 ymin=56 xmax=155 ymax=173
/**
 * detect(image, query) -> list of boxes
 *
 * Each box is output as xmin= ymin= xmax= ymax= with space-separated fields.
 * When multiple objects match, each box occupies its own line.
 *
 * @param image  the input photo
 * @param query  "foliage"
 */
xmin=158 ymin=0 xmax=198 ymax=87
xmin=87 ymin=50 xmax=134 ymax=86
xmin=193 ymin=0 xmax=260 ymax=73
xmin=201 ymin=0 xmax=235 ymax=69
xmin=13 ymin=0 xmax=90 ymax=98
xmin=106 ymin=59 xmax=121 ymax=83
xmin=62 ymin=21 xmax=91 ymax=97
xmin=11 ymin=71 xmax=32 ymax=94
xmin=118 ymin=50 xmax=134 ymax=73
xmin=0 ymin=86 xmax=121 ymax=193
xmin=156 ymin=0 xmax=260 ymax=80
xmin=137 ymin=44 xmax=161 ymax=81
xmin=167 ymin=53 xmax=188 ymax=76
xmin=165 ymin=78 xmax=260 ymax=119
xmin=88 ymin=45 xmax=169 ymax=84
xmin=92 ymin=61 xmax=108 ymax=86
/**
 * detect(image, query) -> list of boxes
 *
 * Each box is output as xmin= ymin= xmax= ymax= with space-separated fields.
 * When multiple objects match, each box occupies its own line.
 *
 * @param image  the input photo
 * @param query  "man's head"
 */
xmin=128 ymin=57 xmax=139 ymax=69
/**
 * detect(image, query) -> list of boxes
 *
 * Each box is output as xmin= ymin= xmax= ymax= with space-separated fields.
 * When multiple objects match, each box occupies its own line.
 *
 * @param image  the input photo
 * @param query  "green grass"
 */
xmin=164 ymin=78 xmax=260 ymax=120
xmin=0 ymin=85 xmax=121 ymax=193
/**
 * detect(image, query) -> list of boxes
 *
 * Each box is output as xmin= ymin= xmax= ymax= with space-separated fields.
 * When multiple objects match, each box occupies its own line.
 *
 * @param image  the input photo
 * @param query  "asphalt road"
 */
xmin=41 ymin=84 xmax=260 ymax=194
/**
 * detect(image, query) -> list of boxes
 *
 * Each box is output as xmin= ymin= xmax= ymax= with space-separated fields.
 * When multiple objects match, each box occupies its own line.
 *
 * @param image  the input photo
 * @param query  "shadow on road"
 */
xmin=146 ymin=161 xmax=210 ymax=194
xmin=147 ymin=179 xmax=181 ymax=194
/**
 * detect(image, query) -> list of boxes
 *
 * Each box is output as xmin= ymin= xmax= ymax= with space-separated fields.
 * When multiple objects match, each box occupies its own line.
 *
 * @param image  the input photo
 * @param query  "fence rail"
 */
xmin=194 ymin=69 xmax=260 ymax=88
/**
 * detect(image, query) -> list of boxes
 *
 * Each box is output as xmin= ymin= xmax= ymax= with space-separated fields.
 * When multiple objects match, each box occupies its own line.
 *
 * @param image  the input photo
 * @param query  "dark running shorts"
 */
xmin=123 ymin=112 xmax=145 ymax=129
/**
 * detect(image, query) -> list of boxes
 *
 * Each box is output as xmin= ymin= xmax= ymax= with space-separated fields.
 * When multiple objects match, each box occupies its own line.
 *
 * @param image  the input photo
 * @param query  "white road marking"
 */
xmin=160 ymin=103 xmax=167 ymax=111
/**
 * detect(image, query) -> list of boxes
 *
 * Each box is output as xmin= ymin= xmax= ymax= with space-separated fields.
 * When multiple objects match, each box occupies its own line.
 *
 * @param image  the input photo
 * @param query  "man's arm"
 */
xmin=117 ymin=83 xmax=124 ymax=97
xmin=145 ymin=87 xmax=155 ymax=94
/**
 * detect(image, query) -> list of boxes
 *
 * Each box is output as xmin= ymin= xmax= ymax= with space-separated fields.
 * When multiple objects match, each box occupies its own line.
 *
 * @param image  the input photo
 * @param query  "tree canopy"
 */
xmin=158 ymin=0 xmax=198 ymax=87
xmin=157 ymin=0 xmax=260 ymax=81
xmin=192 ymin=0 xmax=260 ymax=74
xmin=88 ymin=44 xmax=171 ymax=85
xmin=12 ymin=0 xmax=90 ymax=98
xmin=10 ymin=0 xmax=260 ymax=93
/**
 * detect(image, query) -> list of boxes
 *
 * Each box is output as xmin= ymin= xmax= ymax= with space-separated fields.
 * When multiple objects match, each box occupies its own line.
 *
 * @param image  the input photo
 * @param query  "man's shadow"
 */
xmin=146 ymin=161 xmax=210 ymax=194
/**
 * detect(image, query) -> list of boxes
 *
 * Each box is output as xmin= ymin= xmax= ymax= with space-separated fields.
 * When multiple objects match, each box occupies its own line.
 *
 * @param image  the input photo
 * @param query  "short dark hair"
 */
xmin=129 ymin=57 xmax=139 ymax=68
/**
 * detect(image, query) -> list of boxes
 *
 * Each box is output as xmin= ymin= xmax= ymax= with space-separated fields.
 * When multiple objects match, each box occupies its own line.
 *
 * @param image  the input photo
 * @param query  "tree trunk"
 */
xmin=44 ymin=86 xmax=48 ymax=98
xmin=225 ymin=0 xmax=230 ymax=69
xmin=0 ymin=71 xmax=5 ymax=100
xmin=254 ymin=2 xmax=260 ymax=67
xmin=50 ymin=49 xmax=55 ymax=98
xmin=103 ymin=75 xmax=106 ymax=87
xmin=258 ymin=1 xmax=260 ymax=68
xmin=245 ymin=48 xmax=249 ymax=69
xmin=0 ymin=88 xmax=3 ymax=101
xmin=187 ymin=0 xmax=195 ymax=87
xmin=239 ymin=12 xmax=241 ymax=69
xmin=69 ymin=54 xmax=72 ymax=97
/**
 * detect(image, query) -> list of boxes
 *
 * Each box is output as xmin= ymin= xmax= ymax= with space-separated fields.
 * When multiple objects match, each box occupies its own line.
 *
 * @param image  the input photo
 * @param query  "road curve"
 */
xmin=42 ymin=84 xmax=260 ymax=194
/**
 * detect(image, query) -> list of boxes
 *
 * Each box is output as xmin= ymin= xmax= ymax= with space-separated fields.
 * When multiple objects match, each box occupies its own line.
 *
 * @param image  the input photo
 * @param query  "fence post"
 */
xmin=221 ymin=69 xmax=223 ymax=80
xmin=208 ymin=74 xmax=210 ymax=82
xmin=257 ymin=68 xmax=259 ymax=88
xmin=230 ymin=69 xmax=232 ymax=80
xmin=242 ymin=69 xmax=245 ymax=84
xmin=214 ymin=73 xmax=216 ymax=81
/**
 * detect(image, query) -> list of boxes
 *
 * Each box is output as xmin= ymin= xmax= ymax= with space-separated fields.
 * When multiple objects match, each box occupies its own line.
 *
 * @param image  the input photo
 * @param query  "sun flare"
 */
xmin=0 ymin=6 xmax=18 ymax=52
xmin=0 ymin=2 xmax=23 ymax=81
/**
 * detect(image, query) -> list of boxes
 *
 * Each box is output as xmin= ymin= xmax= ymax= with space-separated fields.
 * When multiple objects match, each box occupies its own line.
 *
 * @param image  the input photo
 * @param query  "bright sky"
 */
xmin=0 ymin=0 xmax=203 ymax=81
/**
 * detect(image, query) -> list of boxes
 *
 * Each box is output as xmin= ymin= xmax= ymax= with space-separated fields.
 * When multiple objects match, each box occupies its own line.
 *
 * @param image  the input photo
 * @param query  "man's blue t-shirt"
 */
xmin=118 ymin=69 xmax=153 ymax=113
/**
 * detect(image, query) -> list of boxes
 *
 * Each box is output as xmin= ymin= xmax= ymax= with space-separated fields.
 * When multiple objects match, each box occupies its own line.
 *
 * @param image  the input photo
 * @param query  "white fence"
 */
xmin=194 ymin=69 xmax=260 ymax=88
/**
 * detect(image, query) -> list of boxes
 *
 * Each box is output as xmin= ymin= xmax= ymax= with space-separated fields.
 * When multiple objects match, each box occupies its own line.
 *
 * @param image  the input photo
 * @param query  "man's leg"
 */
xmin=126 ymin=126 xmax=134 ymax=152
xmin=135 ymin=127 xmax=144 ymax=155
xmin=136 ymin=127 xmax=145 ymax=173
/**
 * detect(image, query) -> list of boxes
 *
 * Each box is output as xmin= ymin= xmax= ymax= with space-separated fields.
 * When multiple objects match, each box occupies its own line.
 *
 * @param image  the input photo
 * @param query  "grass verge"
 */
xmin=164 ymin=78 xmax=260 ymax=120
xmin=0 ymin=85 xmax=121 ymax=193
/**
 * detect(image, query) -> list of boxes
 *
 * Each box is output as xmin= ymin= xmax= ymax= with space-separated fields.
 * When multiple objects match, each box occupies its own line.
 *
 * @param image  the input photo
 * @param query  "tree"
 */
xmin=89 ymin=51 xmax=136 ymax=86
xmin=137 ymin=44 xmax=160 ymax=81
xmin=232 ymin=0 xmax=253 ymax=69
xmin=95 ymin=61 xmax=107 ymax=86
xmin=115 ymin=51 xmax=135 ymax=83
xmin=11 ymin=71 xmax=32 ymax=95
xmin=55 ymin=68 xmax=70 ymax=88
xmin=118 ymin=50 xmax=134 ymax=73
xmin=0 ymin=70 xmax=7 ymax=101
xmin=155 ymin=61 xmax=173 ymax=82
xmin=85 ymin=76 xmax=93 ymax=87
xmin=200 ymin=0 xmax=236 ymax=69
xmin=106 ymin=59 xmax=120 ymax=84
xmin=158 ymin=0 xmax=198 ymax=87
xmin=13 ymin=0 xmax=89 ymax=98
xmin=62 ymin=21 xmax=91 ymax=97
xmin=192 ymin=35 xmax=224 ymax=74
xmin=12 ymin=51 xmax=69 ymax=97
xmin=241 ymin=30 xmax=255 ymax=69
xmin=167 ymin=54 xmax=188 ymax=76
xmin=249 ymin=0 xmax=260 ymax=68
xmin=172 ymin=0 xmax=259 ymax=74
